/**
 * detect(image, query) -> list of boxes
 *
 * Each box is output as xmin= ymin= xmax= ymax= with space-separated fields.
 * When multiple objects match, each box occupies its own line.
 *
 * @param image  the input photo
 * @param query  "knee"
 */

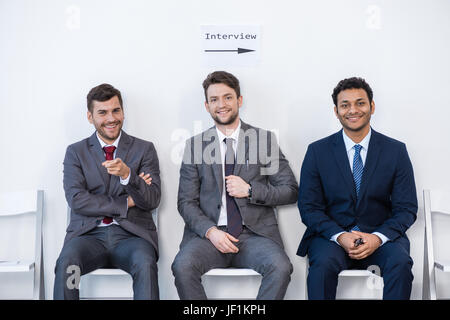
xmin=171 ymin=253 xmax=200 ymax=278
xmin=308 ymin=254 xmax=345 ymax=275
xmin=263 ymin=254 xmax=293 ymax=279
xmin=383 ymin=254 xmax=413 ymax=275
xmin=54 ymin=252 xmax=82 ymax=276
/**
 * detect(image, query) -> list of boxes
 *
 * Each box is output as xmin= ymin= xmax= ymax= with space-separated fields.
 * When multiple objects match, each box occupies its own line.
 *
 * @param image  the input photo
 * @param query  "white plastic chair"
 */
xmin=422 ymin=189 xmax=450 ymax=300
xmin=66 ymin=206 xmax=158 ymax=299
xmin=0 ymin=190 xmax=44 ymax=299
xmin=202 ymin=267 xmax=262 ymax=299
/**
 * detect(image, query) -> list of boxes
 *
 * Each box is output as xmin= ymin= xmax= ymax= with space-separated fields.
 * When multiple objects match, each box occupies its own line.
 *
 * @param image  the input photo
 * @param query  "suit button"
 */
xmin=217 ymin=205 xmax=221 ymax=209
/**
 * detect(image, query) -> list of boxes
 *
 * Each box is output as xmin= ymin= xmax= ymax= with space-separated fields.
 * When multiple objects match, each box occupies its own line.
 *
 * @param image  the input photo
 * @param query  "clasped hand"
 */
xmin=337 ymin=231 xmax=382 ymax=260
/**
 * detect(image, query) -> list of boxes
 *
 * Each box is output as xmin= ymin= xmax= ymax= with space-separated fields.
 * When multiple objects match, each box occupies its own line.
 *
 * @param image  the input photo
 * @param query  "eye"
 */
xmin=358 ymin=101 xmax=365 ymax=106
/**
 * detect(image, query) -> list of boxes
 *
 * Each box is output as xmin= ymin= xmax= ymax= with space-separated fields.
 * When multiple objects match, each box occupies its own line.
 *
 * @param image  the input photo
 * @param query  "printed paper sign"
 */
xmin=201 ymin=25 xmax=260 ymax=67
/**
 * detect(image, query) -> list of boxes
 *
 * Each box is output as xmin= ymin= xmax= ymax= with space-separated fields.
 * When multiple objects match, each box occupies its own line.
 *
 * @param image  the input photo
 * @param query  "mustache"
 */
xmin=103 ymin=121 xmax=121 ymax=126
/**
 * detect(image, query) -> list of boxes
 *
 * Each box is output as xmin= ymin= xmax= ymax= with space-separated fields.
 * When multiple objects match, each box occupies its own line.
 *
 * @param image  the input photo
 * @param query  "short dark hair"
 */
xmin=87 ymin=83 xmax=123 ymax=112
xmin=202 ymin=71 xmax=241 ymax=101
xmin=332 ymin=77 xmax=373 ymax=106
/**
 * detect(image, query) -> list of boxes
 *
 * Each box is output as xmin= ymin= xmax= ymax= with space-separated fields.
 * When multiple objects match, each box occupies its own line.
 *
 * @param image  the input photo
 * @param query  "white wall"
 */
xmin=1 ymin=0 xmax=449 ymax=299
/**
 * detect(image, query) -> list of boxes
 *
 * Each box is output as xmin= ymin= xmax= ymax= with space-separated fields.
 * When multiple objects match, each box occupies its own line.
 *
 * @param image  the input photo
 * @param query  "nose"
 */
xmin=218 ymin=97 xmax=226 ymax=108
xmin=105 ymin=112 xmax=115 ymax=122
xmin=348 ymin=103 xmax=358 ymax=114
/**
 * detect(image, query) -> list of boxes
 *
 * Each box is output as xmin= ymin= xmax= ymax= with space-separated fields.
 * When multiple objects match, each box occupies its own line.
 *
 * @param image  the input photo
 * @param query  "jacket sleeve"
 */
xmin=122 ymin=142 xmax=161 ymax=215
xmin=298 ymin=144 xmax=345 ymax=240
xmin=63 ymin=145 xmax=128 ymax=218
xmin=374 ymin=143 xmax=418 ymax=240
xmin=177 ymin=139 xmax=216 ymax=238
xmin=247 ymin=131 xmax=299 ymax=207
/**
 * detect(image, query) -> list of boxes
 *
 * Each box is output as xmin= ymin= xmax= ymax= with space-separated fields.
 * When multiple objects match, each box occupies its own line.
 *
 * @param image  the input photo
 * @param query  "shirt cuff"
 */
xmin=120 ymin=172 xmax=131 ymax=185
xmin=331 ymin=232 xmax=346 ymax=246
xmin=372 ymin=232 xmax=389 ymax=246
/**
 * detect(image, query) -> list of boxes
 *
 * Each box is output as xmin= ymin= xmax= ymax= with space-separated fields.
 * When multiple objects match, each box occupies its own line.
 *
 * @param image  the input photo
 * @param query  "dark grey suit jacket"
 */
xmin=177 ymin=121 xmax=298 ymax=249
xmin=63 ymin=130 xmax=161 ymax=256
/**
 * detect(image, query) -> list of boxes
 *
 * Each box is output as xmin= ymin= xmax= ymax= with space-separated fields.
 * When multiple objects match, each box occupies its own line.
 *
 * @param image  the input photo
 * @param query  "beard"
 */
xmin=211 ymin=109 xmax=239 ymax=126
xmin=96 ymin=121 xmax=122 ymax=143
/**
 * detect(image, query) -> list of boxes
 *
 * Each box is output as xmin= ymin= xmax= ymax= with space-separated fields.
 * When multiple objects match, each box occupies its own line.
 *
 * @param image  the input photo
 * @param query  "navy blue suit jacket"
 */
xmin=296 ymin=129 xmax=417 ymax=257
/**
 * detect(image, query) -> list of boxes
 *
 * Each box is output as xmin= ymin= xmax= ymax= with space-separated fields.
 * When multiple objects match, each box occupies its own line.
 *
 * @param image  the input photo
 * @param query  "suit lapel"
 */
xmin=332 ymin=130 xmax=357 ymax=203
xmin=88 ymin=132 xmax=111 ymax=190
xmin=356 ymin=129 xmax=381 ymax=208
xmin=109 ymin=131 xmax=133 ymax=194
xmin=203 ymin=127 xmax=223 ymax=197
xmin=234 ymin=121 xmax=250 ymax=177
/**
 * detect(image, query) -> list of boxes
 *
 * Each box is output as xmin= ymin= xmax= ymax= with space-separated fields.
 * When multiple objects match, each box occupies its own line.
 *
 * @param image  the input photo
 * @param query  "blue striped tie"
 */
xmin=353 ymin=144 xmax=363 ymax=198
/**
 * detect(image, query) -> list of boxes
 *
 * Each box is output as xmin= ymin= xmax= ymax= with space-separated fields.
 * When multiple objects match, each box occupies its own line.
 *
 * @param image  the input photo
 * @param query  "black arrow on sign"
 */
xmin=205 ymin=48 xmax=255 ymax=54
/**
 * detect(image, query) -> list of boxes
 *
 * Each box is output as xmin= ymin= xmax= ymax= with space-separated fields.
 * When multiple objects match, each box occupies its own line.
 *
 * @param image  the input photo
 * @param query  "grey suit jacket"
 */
xmin=63 ymin=130 xmax=161 ymax=256
xmin=177 ymin=121 xmax=298 ymax=249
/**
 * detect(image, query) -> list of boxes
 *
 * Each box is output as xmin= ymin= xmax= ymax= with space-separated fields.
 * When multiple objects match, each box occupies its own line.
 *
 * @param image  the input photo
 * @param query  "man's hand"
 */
xmin=102 ymin=158 xmax=130 ymax=180
xmin=347 ymin=231 xmax=382 ymax=260
xmin=139 ymin=172 xmax=152 ymax=185
xmin=206 ymin=227 xmax=239 ymax=253
xmin=337 ymin=232 xmax=362 ymax=253
xmin=225 ymin=175 xmax=250 ymax=198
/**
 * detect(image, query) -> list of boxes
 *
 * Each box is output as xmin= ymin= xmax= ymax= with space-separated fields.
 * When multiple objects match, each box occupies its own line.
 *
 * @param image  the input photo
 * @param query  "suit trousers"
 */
xmin=306 ymin=236 xmax=413 ymax=300
xmin=171 ymin=226 xmax=293 ymax=300
xmin=54 ymin=224 xmax=159 ymax=300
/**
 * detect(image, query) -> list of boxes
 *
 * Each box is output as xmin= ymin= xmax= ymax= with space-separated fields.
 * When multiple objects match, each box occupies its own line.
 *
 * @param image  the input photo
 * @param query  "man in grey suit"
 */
xmin=54 ymin=83 xmax=161 ymax=300
xmin=172 ymin=71 xmax=298 ymax=299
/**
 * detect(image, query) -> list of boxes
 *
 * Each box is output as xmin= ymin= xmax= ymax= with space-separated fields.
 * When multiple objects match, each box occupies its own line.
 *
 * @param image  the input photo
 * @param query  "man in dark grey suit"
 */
xmin=172 ymin=71 xmax=298 ymax=300
xmin=54 ymin=83 xmax=161 ymax=300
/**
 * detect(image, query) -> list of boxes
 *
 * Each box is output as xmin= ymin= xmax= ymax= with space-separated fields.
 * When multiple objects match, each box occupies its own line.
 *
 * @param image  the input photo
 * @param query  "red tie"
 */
xmin=102 ymin=146 xmax=116 ymax=224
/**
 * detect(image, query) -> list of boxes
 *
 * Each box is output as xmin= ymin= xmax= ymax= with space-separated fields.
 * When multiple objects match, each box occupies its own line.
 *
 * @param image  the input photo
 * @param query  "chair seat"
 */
xmin=0 ymin=260 xmax=34 ymax=272
xmin=204 ymin=268 xmax=261 ymax=276
xmin=435 ymin=260 xmax=450 ymax=272
xmin=339 ymin=269 xmax=380 ymax=277
xmin=86 ymin=268 xmax=128 ymax=276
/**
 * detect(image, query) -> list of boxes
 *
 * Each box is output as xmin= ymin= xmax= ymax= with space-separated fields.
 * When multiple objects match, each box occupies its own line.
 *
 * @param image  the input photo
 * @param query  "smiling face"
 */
xmin=205 ymin=83 xmax=242 ymax=128
xmin=87 ymin=95 xmax=124 ymax=144
xmin=334 ymin=88 xmax=375 ymax=136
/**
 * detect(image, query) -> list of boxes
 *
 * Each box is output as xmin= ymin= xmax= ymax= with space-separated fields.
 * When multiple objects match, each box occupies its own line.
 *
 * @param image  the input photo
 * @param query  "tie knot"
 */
xmin=354 ymin=144 xmax=362 ymax=154
xmin=103 ymin=146 xmax=116 ymax=160
xmin=224 ymin=137 xmax=234 ymax=145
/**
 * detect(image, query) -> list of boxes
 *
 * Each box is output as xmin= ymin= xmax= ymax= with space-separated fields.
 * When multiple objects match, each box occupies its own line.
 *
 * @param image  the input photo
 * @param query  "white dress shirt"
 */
xmin=96 ymin=131 xmax=130 ymax=227
xmin=331 ymin=128 xmax=389 ymax=246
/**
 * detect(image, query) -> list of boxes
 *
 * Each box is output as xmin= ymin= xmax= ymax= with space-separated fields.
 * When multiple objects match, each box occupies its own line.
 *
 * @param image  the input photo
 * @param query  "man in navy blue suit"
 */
xmin=297 ymin=77 xmax=417 ymax=300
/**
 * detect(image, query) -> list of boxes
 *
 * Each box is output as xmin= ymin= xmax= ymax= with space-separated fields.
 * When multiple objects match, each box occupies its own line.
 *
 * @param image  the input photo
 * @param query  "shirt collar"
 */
xmin=216 ymin=120 xmax=241 ymax=143
xmin=96 ymin=131 xmax=122 ymax=149
xmin=342 ymin=127 xmax=371 ymax=152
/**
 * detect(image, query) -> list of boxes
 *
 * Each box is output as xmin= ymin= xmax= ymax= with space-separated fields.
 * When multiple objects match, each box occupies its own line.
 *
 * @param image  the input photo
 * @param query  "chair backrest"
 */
xmin=0 ymin=190 xmax=43 ymax=260
xmin=423 ymin=189 xmax=435 ymax=299
xmin=422 ymin=189 xmax=450 ymax=299
xmin=0 ymin=189 xmax=44 ymax=299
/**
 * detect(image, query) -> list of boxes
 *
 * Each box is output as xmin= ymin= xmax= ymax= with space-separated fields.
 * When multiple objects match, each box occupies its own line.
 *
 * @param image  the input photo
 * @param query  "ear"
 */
xmin=334 ymin=105 xmax=338 ymax=117
xmin=87 ymin=111 xmax=93 ymax=124
xmin=238 ymin=95 xmax=243 ymax=108
xmin=204 ymin=101 xmax=210 ymax=113
xmin=370 ymin=100 xmax=375 ymax=115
